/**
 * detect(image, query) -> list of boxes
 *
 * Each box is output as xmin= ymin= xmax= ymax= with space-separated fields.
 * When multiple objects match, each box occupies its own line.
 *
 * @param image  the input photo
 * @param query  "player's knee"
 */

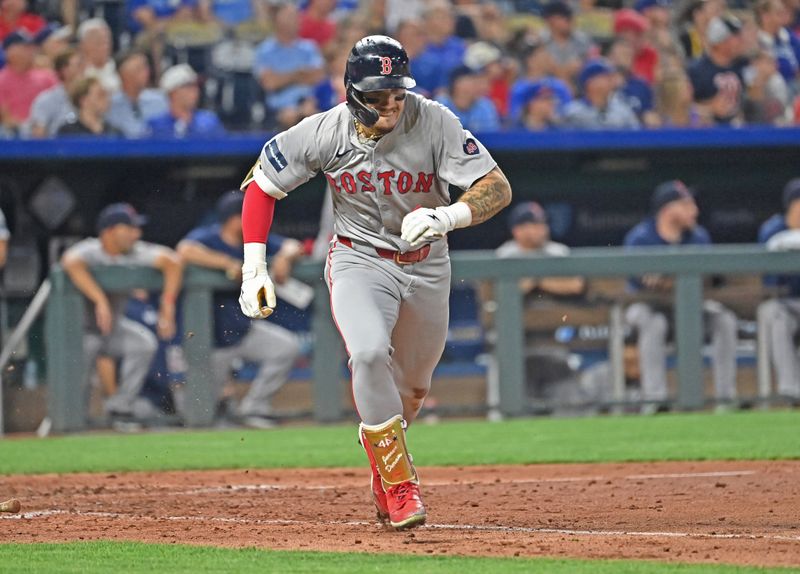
xmin=350 ymin=347 xmax=391 ymax=372
xmin=137 ymin=330 xmax=159 ymax=358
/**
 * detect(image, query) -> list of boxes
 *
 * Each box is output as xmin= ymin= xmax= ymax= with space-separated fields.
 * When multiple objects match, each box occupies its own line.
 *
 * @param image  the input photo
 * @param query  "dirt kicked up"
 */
xmin=2 ymin=460 xmax=798 ymax=567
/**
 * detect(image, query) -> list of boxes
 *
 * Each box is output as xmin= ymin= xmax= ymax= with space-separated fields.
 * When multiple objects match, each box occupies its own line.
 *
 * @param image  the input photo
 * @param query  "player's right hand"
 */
xmin=239 ymin=261 xmax=276 ymax=319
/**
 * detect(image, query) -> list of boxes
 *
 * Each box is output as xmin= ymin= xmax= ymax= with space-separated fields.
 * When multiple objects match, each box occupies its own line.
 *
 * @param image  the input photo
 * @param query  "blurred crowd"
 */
xmin=2 ymin=0 xmax=800 ymax=139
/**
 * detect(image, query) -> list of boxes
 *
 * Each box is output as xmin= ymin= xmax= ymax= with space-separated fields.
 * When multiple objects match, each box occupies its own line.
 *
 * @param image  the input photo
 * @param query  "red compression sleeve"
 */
xmin=242 ymin=180 xmax=276 ymax=243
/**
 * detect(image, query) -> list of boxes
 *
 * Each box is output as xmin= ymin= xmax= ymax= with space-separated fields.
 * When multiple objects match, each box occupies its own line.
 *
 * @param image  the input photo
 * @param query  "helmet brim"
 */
xmin=352 ymin=75 xmax=416 ymax=92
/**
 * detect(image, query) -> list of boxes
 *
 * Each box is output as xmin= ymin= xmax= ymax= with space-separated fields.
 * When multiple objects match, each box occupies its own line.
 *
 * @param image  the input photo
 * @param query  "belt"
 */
xmin=337 ymin=236 xmax=431 ymax=265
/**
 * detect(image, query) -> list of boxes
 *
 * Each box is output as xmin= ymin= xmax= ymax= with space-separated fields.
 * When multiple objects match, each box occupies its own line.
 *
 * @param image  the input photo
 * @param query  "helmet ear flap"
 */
xmin=346 ymin=82 xmax=379 ymax=127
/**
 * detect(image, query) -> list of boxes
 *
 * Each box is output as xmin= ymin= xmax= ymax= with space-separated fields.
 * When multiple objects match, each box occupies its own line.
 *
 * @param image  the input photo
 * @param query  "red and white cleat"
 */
xmin=369 ymin=460 xmax=390 ymax=523
xmin=385 ymin=480 xmax=426 ymax=530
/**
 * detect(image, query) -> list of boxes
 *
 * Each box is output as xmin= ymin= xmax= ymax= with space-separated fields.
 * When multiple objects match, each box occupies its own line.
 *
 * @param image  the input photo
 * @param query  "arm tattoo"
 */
xmin=459 ymin=167 xmax=512 ymax=226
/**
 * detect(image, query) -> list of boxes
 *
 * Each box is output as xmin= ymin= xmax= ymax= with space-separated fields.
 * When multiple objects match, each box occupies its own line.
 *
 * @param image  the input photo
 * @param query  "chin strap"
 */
xmin=346 ymin=82 xmax=379 ymax=127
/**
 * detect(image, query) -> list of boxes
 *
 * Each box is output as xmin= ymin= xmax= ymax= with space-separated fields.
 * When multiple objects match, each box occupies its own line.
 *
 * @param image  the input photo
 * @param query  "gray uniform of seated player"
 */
xmin=61 ymin=204 xmax=183 ymax=422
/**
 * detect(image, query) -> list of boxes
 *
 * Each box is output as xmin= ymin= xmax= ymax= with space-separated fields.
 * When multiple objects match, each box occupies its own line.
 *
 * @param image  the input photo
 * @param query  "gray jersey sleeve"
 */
xmin=434 ymin=104 xmax=497 ymax=191
xmin=255 ymin=114 xmax=323 ymax=199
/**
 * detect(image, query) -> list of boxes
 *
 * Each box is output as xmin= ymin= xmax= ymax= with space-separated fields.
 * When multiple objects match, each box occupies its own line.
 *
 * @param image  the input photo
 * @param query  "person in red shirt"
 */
xmin=614 ymin=8 xmax=659 ymax=84
xmin=298 ymin=0 xmax=337 ymax=51
xmin=0 ymin=30 xmax=56 ymax=133
xmin=0 ymin=0 xmax=45 ymax=41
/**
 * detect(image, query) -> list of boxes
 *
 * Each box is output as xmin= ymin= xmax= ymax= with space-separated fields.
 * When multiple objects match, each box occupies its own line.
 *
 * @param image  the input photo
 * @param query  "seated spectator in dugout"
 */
xmin=496 ymin=201 xmax=585 ymax=299
xmin=57 ymin=76 xmax=121 ymax=137
xmin=493 ymin=202 xmax=586 ymax=405
xmin=756 ymin=178 xmax=800 ymax=407
xmin=148 ymin=64 xmax=224 ymax=138
xmin=563 ymin=58 xmax=641 ymax=130
xmin=177 ymin=191 xmax=302 ymax=429
xmin=60 ymin=203 xmax=183 ymax=429
xmin=95 ymin=289 xmax=188 ymax=424
xmin=623 ymin=181 xmax=738 ymax=413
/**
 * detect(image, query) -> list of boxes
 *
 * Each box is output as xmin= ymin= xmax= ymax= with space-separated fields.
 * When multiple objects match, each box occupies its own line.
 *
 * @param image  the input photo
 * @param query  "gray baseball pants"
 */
xmin=625 ymin=301 xmax=738 ymax=402
xmin=325 ymin=238 xmax=450 ymax=426
xmin=211 ymin=321 xmax=301 ymax=417
xmin=84 ymin=316 xmax=158 ymax=415
xmin=757 ymin=298 xmax=800 ymax=398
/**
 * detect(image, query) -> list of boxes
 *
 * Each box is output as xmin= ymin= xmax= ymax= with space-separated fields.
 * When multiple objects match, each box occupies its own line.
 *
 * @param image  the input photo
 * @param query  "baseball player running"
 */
xmin=238 ymin=36 xmax=512 ymax=530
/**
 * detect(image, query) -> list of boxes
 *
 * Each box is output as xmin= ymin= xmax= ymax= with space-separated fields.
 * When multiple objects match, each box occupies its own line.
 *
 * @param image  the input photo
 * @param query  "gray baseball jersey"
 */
xmin=64 ymin=237 xmax=164 ymax=416
xmin=64 ymin=238 xmax=168 ymax=332
xmin=255 ymin=92 xmax=496 ymax=250
xmin=252 ymin=92 xmax=497 ymax=425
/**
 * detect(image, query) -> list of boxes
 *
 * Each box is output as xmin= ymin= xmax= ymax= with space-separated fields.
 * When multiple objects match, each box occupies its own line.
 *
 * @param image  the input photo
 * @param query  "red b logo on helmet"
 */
xmin=379 ymin=56 xmax=392 ymax=75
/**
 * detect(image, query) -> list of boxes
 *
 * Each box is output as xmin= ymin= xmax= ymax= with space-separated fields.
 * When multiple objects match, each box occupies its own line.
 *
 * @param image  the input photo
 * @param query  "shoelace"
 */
xmin=391 ymin=482 xmax=413 ymax=505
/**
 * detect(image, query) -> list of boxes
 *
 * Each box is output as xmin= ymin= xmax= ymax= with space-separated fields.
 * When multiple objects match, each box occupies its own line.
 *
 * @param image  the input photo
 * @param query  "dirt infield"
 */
xmin=2 ymin=460 xmax=798 ymax=567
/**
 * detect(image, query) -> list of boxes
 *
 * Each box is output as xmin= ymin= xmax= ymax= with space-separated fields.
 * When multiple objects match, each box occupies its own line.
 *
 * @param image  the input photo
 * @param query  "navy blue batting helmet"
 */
xmin=344 ymin=35 xmax=415 ymax=127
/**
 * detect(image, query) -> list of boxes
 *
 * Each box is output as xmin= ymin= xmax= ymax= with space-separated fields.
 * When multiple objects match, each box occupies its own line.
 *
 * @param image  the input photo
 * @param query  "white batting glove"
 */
xmin=239 ymin=244 xmax=276 ymax=319
xmin=400 ymin=203 xmax=473 ymax=248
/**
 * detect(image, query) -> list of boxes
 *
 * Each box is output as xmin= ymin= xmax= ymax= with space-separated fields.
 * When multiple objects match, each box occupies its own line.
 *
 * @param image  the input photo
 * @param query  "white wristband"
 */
xmin=435 ymin=202 xmax=473 ymax=231
xmin=243 ymin=242 xmax=267 ymax=273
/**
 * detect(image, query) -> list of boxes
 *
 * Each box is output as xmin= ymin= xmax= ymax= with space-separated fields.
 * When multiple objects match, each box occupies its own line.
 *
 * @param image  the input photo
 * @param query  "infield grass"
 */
xmin=1 ymin=542 xmax=797 ymax=574
xmin=0 ymin=410 xmax=798 ymax=475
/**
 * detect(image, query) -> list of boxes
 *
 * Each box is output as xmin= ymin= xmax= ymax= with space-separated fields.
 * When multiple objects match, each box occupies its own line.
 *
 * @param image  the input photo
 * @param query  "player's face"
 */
xmin=512 ymin=222 xmax=549 ymax=250
xmin=362 ymin=88 xmax=406 ymax=132
xmin=674 ymin=197 xmax=698 ymax=229
xmin=110 ymin=224 xmax=141 ymax=254
xmin=786 ymin=201 xmax=800 ymax=229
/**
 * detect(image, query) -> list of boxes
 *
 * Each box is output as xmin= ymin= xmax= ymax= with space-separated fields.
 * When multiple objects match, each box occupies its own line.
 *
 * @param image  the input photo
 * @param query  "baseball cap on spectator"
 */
xmin=650 ymin=180 xmax=694 ymax=214
xmin=464 ymin=41 xmax=502 ymax=71
xmin=542 ymin=1 xmax=573 ymax=19
xmin=3 ymin=30 xmax=34 ymax=51
xmin=634 ymin=0 xmax=671 ymax=13
xmin=216 ymin=191 xmax=243 ymax=222
xmin=782 ymin=179 xmax=800 ymax=210
xmin=160 ymin=64 xmax=198 ymax=93
xmin=97 ymin=203 xmax=148 ymax=233
xmin=578 ymin=58 xmax=614 ymax=90
xmin=519 ymin=81 xmax=555 ymax=105
xmin=508 ymin=202 xmax=548 ymax=229
xmin=614 ymin=9 xmax=649 ymax=34
xmin=34 ymin=23 xmax=72 ymax=45
xmin=706 ymin=14 xmax=742 ymax=46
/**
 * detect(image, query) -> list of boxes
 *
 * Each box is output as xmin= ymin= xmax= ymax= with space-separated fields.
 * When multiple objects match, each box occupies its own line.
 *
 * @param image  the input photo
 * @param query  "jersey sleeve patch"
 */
xmin=266 ymin=139 xmax=288 ymax=173
xmin=463 ymin=138 xmax=480 ymax=156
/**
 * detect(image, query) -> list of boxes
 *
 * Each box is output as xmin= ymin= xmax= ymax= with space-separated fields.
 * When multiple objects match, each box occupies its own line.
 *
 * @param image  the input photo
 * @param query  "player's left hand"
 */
xmin=401 ymin=208 xmax=453 ymax=248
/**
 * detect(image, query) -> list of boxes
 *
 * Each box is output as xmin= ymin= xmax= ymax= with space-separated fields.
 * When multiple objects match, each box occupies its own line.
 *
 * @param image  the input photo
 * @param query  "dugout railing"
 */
xmin=43 ymin=245 xmax=800 ymax=432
